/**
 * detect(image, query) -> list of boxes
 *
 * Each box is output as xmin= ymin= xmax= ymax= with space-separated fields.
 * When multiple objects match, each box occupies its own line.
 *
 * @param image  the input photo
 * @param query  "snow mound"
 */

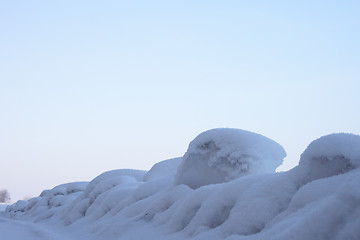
xmin=63 ymin=169 xmax=146 ymax=223
xmin=5 ymin=182 xmax=88 ymax=221
xmin=299 ymin=133 xmax=360 ymax=179
xmin=2 ymin=130 xmax=360 ymax=240
xmin=175 ymin=128 xmax=286 ymax=188
xmin=144 ymin=157 xmax=182 ymax=182
xmin=39 ymin=182 xmax=88 ymax=198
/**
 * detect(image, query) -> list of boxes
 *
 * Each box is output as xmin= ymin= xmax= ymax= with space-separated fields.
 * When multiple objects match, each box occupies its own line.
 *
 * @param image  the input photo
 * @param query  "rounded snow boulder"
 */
xmin=299 ymin=133 xmax=360 ymax=178
xmin=174 ymin=128 xmax=286 ymax=189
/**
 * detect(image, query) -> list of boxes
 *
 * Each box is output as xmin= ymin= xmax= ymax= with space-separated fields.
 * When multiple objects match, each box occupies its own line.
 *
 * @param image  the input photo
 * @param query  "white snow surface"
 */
xmin=144 ymin=157 xmax=182 ymax=182
xmin=175 ymin=128 xmax=287 ymax=188
xmin=1 ymin=129 xmax=360 ymax=240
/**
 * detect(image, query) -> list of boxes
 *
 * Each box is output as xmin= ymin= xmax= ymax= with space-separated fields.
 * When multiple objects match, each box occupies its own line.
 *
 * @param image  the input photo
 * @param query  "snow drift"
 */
xmin=299 ymin=133 xmax=360 ymax=180
xmin=175 ymin=128 xmax=286 ymax=188
xmin=2 ymin=129 xmax=360 ymax=240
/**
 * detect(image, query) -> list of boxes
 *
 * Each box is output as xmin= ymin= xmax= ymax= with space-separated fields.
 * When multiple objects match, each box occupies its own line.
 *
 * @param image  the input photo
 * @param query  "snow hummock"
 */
xmin=300 ymin=133 xmax=360 ymax=172
xmin=1 ymin=129 xmax=360 ymax=240
xmin=174 ymin=128 xmax=286 ymax=188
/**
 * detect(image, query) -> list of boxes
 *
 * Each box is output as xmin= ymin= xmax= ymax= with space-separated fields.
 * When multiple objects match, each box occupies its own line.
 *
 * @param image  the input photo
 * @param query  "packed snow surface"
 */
xmin=1 ymin=129 xmax=360 ymax=240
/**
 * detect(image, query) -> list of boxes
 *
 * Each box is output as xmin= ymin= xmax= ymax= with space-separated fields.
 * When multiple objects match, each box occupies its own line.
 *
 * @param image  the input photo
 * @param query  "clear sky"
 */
xmin=1 ymin=1 xmax=359 ymax=202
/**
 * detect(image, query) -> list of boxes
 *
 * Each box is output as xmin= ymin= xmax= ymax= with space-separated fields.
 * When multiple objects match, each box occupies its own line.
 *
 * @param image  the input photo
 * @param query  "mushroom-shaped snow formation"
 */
xmin=299 ymin=133 xmax=360 ymax=178
xmin=174 ymin=128 xmax=286 ymax=189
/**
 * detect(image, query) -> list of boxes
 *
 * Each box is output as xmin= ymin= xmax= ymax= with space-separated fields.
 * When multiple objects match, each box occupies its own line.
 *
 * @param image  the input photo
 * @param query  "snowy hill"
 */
xmin=1 ymin=128 xmax=360 ymax=240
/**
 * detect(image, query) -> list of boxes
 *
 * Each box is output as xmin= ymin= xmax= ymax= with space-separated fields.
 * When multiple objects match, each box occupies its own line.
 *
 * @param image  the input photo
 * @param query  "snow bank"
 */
xmin=2 ymin=130 xmax=360 ymax=240
xmin=175 ymin=128 xmax=286 ymax=188
xmin=63 ymin=169 xmax=146 ymax=223
xmin=4 ymin=181 xmax=88 ymax=222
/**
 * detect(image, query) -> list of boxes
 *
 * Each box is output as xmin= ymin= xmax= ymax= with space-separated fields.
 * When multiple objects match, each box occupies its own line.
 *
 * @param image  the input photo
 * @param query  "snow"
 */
xmin=300 ymin=133 xmax=360 ymax=167
xmin=0 ymin=216 xmax=61 ymax=240
xmin=144 ymin=157 xmax=182 ymax=182
xmin=1 ymin=129 xmax=360 ymax=240
xmin=0 ymin=204 xmax=8 ymax=212
xmin=299 ymin=133 xmax=360 ymax=180
xmin=175 ymin=128 xmax=286 ymax=189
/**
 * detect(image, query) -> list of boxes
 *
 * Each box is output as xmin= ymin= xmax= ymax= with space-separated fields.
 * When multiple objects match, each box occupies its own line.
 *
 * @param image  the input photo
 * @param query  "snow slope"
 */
xmin=1 ymin=129 xmax=360 ymax=240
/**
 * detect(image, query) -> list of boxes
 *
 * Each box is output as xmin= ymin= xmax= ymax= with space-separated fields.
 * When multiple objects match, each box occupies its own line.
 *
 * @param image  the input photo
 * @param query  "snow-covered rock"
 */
xmin=174 ymin=128 xmax=286 ymax=189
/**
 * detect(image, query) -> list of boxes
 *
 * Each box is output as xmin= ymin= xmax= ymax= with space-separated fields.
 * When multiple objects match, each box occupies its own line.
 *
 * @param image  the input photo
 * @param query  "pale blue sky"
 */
xmin=1 ymin=1 xmax=359 ymax=202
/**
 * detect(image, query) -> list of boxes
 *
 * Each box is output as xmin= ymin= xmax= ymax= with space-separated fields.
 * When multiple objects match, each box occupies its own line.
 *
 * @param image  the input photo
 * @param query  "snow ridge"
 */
xmin=2 ymin=129 xmax=360 ymax=240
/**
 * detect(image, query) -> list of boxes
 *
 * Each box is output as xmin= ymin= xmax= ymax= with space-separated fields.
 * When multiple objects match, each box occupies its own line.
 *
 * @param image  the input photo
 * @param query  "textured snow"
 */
xmin=175 ymin=128 xmax=287 ymax=189
xmin=1 ymin=129 xmax=360 ymax=240
xmin=299 ymin=133 xmax=360 ymax=180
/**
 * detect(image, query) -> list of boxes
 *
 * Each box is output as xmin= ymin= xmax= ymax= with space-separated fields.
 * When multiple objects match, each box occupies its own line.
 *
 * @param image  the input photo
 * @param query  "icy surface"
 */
xmin=1 ymin=129 xmax=360 ymax=240
xmin=175 ymin=128 xmax=286 ymax=188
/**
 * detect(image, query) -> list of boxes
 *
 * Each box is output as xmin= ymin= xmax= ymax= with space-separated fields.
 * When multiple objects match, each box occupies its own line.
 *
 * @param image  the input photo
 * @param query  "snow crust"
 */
xmin=175 ymin=128 xmax=287 ymax=188
xmin=2 ymin=129 xmax=360 ymax=240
